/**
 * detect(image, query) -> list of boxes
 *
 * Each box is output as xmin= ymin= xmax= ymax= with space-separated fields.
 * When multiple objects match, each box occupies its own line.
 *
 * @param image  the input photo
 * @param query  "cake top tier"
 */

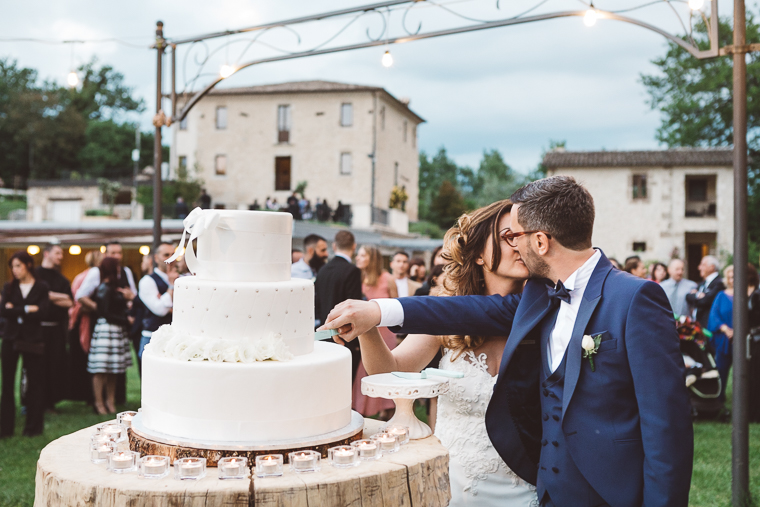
xmin=175 ymin=208 xmax=293 ymax=283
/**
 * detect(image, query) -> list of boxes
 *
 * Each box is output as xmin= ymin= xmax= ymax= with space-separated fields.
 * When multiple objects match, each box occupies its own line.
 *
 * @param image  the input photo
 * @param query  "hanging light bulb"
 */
xmin=68 ymin=245 xmax=82 ymax=255
xmin=220 ymin=64 xmax=236 ymax=79
xmin=382 ymin=50 xmax=394 ymax=68
xmin=688 ymin=0 xmax=704 ymax=10
xmin=67 ymin=71 xmax=79 ymax=88
xmin=583 ymin=8 xmax=598 ymax=27
xmin=27 ymin=245 xmax=40 ymax=256
xmin=139 ymin=245 xmax=151 ymax=256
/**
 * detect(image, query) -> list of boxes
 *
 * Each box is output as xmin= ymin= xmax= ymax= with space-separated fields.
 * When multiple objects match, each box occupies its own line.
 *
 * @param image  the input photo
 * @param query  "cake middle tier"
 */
xmin=172 ymin=276 xmax=315 ymax=357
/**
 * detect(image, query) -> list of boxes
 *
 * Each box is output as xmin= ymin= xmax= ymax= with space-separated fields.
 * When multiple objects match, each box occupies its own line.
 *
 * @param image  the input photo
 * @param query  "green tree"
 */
xmin=530 ymin=140 xmax=566 ymax=181
xmin=470 ymin=149 xmax=527 ymax=207
xmin=418 ymin=148 xmax=461 ymax=221
xmin=429 ymin=180 xmax=467 ymax=229
xmin=640 ymin=14 xmax=760 ymax=258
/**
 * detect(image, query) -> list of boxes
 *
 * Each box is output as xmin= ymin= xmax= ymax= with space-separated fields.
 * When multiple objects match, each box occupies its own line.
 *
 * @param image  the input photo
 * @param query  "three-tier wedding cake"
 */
xmin=140 ymin=209 xmax=353 ymax=443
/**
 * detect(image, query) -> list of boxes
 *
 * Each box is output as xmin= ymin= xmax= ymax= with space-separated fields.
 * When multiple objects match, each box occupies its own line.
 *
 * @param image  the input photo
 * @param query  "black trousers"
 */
xmin=42 ymin=324 xmax=67 ymax=409
xmin=1 ymin=339 xmax=46 ymax=436
xmin=67 ymin=322 xmax=93 ymax=403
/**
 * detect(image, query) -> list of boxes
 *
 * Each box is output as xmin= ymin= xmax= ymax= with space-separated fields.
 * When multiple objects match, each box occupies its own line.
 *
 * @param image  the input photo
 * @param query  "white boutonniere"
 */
xmin=581 ymin=334 xmax=603 ymax=372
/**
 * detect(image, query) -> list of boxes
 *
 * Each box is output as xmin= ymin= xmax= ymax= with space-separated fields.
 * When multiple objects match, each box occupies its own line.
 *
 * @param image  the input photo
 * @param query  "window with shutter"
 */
xmin=275 ymin=156 xmax=291 ymax=191
xmin=340 ymin=103 xmax=353 ymax=127
xmin=340 ymin=153 xmax=352 ymax=175
xmin=277 ymin=105 xmax=291 ymax=143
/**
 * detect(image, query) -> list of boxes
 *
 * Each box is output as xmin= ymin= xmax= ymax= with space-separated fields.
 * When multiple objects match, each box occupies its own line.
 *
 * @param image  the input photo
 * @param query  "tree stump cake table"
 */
xmin=34 ymin=419 xmax=451 ymax=507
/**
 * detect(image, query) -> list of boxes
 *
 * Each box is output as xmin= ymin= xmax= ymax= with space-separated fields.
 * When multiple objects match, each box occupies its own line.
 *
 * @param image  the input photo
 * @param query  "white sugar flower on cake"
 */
xmin=144 ymin=324 xmax=293 ymax=363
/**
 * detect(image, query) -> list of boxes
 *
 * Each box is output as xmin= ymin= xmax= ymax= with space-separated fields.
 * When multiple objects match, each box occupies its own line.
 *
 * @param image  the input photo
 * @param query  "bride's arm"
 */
xmin=359 ymin=329 xmax=441 ymax=375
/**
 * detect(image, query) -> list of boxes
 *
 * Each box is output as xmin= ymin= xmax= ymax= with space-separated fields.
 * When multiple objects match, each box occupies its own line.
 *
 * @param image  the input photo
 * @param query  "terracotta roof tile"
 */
xmin=544 ymin=147 xmax=733 ymax=168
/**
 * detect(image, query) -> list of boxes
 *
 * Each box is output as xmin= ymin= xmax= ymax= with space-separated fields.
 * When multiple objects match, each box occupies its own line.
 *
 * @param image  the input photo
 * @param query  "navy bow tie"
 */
xmin=547 ymin=280 xmax=572 ymax=304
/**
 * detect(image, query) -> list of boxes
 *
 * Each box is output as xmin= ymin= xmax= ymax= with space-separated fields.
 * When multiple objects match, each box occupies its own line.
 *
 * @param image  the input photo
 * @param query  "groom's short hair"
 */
xmin=510 ymin=175 xmax=594 ymax=251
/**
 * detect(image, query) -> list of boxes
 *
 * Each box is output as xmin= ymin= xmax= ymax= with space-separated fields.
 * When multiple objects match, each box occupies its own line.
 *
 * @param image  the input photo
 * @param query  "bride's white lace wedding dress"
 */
xmin=435 ymin=349 xmax=538 ymax=507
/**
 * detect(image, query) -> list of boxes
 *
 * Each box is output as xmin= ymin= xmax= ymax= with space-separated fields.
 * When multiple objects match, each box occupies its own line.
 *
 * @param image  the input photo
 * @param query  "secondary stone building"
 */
xmin=171 ymin=80 xmax=424 ymax=233
xmin=544 ymin=147 xmax=734 ymax=281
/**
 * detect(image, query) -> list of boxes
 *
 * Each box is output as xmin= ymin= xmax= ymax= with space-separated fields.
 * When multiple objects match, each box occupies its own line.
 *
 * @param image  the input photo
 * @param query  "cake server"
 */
xmin=392 ymin=368 xmax=465 ymax=380
xmin=314 ymin=328 xmax=341 ymax=341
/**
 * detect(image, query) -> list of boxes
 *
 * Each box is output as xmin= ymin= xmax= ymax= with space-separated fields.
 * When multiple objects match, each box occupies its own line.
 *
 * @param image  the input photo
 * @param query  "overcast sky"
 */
xmin=1 ymin=0 xmax=738 ymax=174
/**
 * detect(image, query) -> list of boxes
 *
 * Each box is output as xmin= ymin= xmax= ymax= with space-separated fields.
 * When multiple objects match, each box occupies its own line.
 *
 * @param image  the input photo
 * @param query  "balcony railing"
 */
xmin=685 ymin=201 xmax=717 ymax=218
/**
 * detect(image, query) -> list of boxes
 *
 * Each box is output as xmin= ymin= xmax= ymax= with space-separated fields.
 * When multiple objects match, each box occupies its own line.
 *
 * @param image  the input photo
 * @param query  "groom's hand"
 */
xmin=320 ymin=299 xmax=382 ymax=342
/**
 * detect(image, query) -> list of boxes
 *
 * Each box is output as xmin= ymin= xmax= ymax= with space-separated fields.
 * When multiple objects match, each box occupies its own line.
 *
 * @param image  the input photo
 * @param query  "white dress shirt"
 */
xmin=376 ymin=250 xmax=603 ymax=373
xmin=138 ymin=269 xmax=173 ymax=318
xmin=75 ymin=266 xmax=136 ymax=300
xmin=395 ymin=277 xmax=410 ymax=298
xmin=334 ymin=252 xmax=353 ymax=263
xmin=547 ymin=249 xmax=601 ymax=372
xmin=291 ymin=258 xmax=314 ymax=280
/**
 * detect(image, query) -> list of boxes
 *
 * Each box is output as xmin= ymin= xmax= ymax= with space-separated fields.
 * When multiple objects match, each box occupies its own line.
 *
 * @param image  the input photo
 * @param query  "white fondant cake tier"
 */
xmin=141 ymin=341 xmax=352 ymax=442
xmin=194 ymin=210 xmax=292 ymax=283
xmin=171 ymin=276 xmax=315 ymax=357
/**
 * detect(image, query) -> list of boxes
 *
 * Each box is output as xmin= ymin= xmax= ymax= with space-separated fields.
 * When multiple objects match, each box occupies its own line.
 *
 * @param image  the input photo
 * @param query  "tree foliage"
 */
xmin=640 ymin=13 xmax=760 ymax=251
xmin=429 ymin=180 xmax=467 ymax=229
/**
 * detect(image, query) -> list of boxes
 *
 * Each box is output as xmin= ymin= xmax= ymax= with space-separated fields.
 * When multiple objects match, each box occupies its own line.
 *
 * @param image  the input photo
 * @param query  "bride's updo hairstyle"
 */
xmin=439 ymin=199 xmax=513 ymax=360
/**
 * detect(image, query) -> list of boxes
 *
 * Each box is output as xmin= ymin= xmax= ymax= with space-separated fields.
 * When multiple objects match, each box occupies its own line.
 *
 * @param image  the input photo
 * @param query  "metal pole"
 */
xmin=132 ymin=127 xmax=140 ymax=220
xmin=370 ymin=91 xmax=377 ymax=222
xmin=731 ymin=0 xmax=750 ymax=504
xmin=153 ymin=21 xmax=164 ymax=250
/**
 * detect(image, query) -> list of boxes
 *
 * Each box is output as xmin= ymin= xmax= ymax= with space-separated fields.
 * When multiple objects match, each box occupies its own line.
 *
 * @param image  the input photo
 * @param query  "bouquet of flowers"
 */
xmin=675 ymin=314 xmax=712 ymax=349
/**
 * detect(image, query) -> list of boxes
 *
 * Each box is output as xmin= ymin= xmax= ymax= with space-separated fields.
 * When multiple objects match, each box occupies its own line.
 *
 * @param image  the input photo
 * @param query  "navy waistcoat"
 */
xmin=141 ymin=272 xmax=172 ymax=333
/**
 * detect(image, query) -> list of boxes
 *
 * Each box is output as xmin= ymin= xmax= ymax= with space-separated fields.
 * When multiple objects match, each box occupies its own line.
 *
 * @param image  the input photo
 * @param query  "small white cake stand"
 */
xmin=361 ymin=373 xmax=450 ymax=439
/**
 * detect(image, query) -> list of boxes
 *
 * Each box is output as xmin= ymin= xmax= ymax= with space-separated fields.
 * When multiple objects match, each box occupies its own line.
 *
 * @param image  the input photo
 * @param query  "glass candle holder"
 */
xmin=140 ymin=455 xmax=170 ymax=479
xmin=96 ymin=421 xmax=128 ymax=442
xmin=218 ymin=457 xmax=248 ymax=480
xmin=384 ymin=425 xmax=410 ymax=445
xmin=108 ymin=451 xmax=139 ymax=473
xmin=371 ymin=432 xmax=400 ymax=454
xmin=255 ymin=455 xmax=284 ymax=477
xmin=117 ymin=411 xmax=138 ymax=428
xmin=288 ymin=451 xmax=321 ymax=473
xmin=174 ymin=457 xmax=207 ymax=480
xmin=90 ymin=439 xmax=115 ymax=464
xmin=351 ymin=439 xmax=381 ymax=461
xmin=328 ymin=445 xmax=360 ymax=468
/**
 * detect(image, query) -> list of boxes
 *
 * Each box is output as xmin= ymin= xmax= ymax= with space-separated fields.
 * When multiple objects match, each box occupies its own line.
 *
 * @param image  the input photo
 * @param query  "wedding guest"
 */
xmin=707 ymin=264 xmax=758 ymax=404
xmin=748 ymin=284 xmax=760 ymax=422
xmin=175 ymin=196 xmax=189 ymax=219
xmin=68 ymin=250 xmax=102 ymax=403
xmin=650 ymin=262 xmax=669 ymax=283
xmin=291 ymin=249 xmax=303 ymax=264
xmin=138 ymin=243 xmax=177 ymax=362
xmin=1 ymin=251 xmax=50 ymax=437
xmin=140 ymin=253 xmax=153 ymax=277
xmin=287 ymin=192 xmax=301 ymax=220
xmin=199 ymin=189 xmax=212 ymax=209
xmin=314 ymin=231 xmax=363 ymax=378
xmin=660 ymin=258 xmax=698 ymax=317
xmin=409 ymin=257 xmax=427 ymax=284
xmin=415 ymin=245 xmax=445 ymax=296
xmin=426 ymin=264 xmax=446 ymax=296
xmin=35 ymin=244 xmax=73 ymax=412
xmin=175 ymin=255 xmax=191 ymax=277
xmin=352 ymin=245 xmax=398 ymax=419
xmin=88 ymin=257 xmax=133 ymax=415
xmin=608 ymin=258 xmax=622 ymax=270
xmin=340 ymin=201 xmax=537 ymax=505
xmin=687 ymin=255 xmax=725 ymax=327
xmin=249 ymin=199 xmax=261 ymax=211
xmin=291 ymin=234 xmax=328 ymax=280
xmin=390 ymin=251 xmax=421 ymax=298
xmin=623 ymin=257 xmax=647 ymax=278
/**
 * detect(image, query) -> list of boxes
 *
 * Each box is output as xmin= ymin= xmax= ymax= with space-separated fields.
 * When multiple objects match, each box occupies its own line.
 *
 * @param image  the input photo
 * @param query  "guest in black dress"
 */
xmin=88 ymin=257 xmax=133 ymax=415
xmin=0 ymin=251 xmax=50 ymax=437
xmin=35 ymin=244 xmax=73 ymax=411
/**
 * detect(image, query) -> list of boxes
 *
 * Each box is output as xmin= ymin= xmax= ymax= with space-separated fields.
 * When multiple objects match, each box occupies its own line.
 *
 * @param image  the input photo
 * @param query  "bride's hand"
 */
xmin=320 ymin=299 xmax=382 ymax=342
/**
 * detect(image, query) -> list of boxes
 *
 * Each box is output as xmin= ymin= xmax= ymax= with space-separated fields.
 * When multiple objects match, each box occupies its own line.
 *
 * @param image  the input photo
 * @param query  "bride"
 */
xmin=356 ymin=200 xmax=537 ymax=506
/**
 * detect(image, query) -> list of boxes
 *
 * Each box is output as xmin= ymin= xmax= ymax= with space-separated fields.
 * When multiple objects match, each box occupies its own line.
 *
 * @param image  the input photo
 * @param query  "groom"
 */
xmin=323 ymin=176 xmax=693 ymax=506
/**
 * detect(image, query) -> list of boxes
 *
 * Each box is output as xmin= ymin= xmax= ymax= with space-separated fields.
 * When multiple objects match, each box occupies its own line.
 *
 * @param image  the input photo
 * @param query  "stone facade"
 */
xmin=545 ymin=148 xmax=734 ymax=280
xmin=171 ymin=81 xmax=424 ymax=232
xmin=26 ymin=180 xmax=138 ymax=222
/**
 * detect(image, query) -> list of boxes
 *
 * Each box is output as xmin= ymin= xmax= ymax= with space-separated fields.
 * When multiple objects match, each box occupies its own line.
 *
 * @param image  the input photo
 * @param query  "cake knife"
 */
xmin=392 ymin=368 xmax=465 ymax=380
xmin=314 ymin=328 xmax=341 ymax=341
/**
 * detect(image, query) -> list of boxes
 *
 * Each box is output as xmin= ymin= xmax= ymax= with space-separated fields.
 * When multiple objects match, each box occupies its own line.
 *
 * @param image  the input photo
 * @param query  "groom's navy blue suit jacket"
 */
xmin=391 ymin=253 xmax=693 ymax=507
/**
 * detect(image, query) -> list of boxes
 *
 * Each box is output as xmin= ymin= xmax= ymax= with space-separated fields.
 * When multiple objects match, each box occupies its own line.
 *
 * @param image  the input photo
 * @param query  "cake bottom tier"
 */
xmin=141 ymin=341 xmax=352 ymax=442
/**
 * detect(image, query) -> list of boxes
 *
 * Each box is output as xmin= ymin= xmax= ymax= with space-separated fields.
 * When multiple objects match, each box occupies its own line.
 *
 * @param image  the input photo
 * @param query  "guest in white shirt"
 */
xmin=75 ymin=241 xmax=136 ymax=314
xmin=291 ymin=234 xmax=328 ymax=280
xmin=660 ymin=259 xmax=697 ymax=317
xmin=390 ymin=251 xmax=421 ymax=298
xmin=138 ymin=243 xmax=178 ymax=360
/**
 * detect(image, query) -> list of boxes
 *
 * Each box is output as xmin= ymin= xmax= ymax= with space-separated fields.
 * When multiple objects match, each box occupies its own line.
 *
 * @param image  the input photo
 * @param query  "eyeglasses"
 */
xmin=500 ymin=229 xmax=552 ymax=247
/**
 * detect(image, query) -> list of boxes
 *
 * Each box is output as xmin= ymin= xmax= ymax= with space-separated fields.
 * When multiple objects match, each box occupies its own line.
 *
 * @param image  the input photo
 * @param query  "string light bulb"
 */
xmin=27 ymin=245 xmax=40 ymax=256
xmin=382 ymin=50 xmax=394 ymax=68
xmin=583 ymin=8 xmax=598 ymax=27
xmin=69 ymin=245 xmax=82 ymax=255
xmin=139 ymin=245 xmax=151 ymax=256
xmin=67 ymin=71 xmax=79 ymax=88
xmin=220 ymin=64 xmax=235 ymax=79
xmin=688 ymin=0 xmax=704 ymax=10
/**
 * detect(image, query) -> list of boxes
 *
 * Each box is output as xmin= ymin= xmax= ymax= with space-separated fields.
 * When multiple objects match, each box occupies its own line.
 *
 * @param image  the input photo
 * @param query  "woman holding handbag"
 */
xmin=0 ymin=251 xmax=50 ymax=437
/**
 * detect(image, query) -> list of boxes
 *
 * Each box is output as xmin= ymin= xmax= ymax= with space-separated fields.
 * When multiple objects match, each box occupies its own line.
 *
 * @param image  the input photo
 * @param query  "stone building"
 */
xmin=544 ymin=147 xmax=734 ymax=281
xmin=171 ymin=80 xmax=424 ymax=233
xmin=26 ymin=179 xmax=139 ymax=222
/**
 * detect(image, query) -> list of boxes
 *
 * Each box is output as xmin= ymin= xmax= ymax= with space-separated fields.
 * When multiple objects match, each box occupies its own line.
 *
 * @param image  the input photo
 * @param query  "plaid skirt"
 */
xmin=87 ymin=318 xmax=133 ymax=374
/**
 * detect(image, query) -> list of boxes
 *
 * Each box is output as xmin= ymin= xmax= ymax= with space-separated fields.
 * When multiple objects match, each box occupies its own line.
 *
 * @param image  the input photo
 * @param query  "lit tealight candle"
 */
xmin=111 ymin=452 xmax=134 ymax=470
xmin=259 ymin=456 xmax=278 ymax=474
xmin=102 ymin=426 xmax=123 ymax=440
xmin=288 ymin=451 xmax=320 ymax=473
xmin=372 ymin=432 xmax=400 ymax=454
xmin=352 ymin=440 xmax=380 ymax=460
xmin=182 ymin=460 xmax=203 ymax=476
xmin=386 ymin=426 xmax=410 ymax=445
xmin=328 ymin=445 xmax=359 ymax=468
xmin=117 ymin=411 xmax=137 ymax=428
xmin=142 ymin=457 xmax=168 ymax=476
xmin=293 ymin=453 xmax=313 ymax=470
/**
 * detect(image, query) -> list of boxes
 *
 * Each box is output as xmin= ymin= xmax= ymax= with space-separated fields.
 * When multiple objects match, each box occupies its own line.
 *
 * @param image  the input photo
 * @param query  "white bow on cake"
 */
xmin=165 ymin=207 xmax=221 ymax=275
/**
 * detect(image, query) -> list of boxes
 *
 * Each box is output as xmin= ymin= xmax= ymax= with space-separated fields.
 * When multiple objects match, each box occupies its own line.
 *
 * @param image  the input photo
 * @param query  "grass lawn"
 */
xmin=0 ymin=356 xmax=757 ymax=506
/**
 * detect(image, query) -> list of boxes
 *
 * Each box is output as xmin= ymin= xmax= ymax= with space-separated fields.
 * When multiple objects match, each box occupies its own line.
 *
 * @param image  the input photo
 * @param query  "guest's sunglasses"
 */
xmin=501 ymin=229 xmax=552 ymax=247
